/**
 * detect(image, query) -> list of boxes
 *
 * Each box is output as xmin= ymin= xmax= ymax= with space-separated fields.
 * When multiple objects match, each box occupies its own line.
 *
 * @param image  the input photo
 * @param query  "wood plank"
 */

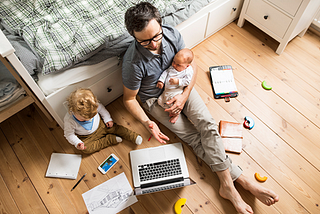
xmin=0 ymin=174 xmax=21 ymax=214
xmin=0 ymin=119 xmax=49 ymax=213
xmin=224 ymin=23 xmax=320 ymax=127
xmin=0 ymin=111 xmax=79 ymax=214
xmin=192 ymin=43 xmax=320 ymax=213
xmin=200 ymin=27 xmax=320 ymax=168
xmin=194 ymin=84 xmax=308 ymax=214
xmin=236 ymin=24 xmax=320 ymax=94
xmin=0 ymin=96 xmax=33 ymax=123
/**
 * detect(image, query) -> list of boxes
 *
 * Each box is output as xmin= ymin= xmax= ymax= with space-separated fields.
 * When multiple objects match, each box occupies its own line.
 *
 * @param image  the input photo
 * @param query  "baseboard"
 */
xmin=309 ymin=24 xmax=320 ymax=37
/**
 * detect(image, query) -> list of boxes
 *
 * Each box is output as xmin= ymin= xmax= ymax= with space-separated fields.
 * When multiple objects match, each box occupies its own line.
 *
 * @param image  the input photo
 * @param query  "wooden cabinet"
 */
xmin=0 ymin=36 xmax=52 ymax=123
xmin=237 ymin=0 xmax=320 ymax=54
xmin=176 ymin=0 xmax=243 ymax=48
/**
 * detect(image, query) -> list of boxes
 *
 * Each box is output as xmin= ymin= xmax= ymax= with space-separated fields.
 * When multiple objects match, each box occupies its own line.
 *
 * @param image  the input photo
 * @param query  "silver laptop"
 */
xmin=130 ymin=142 xmax=195 ymax=195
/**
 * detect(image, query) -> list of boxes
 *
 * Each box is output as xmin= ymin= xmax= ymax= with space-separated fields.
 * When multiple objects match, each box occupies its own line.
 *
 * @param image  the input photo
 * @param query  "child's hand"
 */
xmin=169 ymin=78 xmax=179 ymax=85
xmin=106 ymin=121 xmax=114 ymax=128
xmin=156 ymin=81 xmax=164 ymax=89
xmin=77 ymin=142 xmax=86 ymax=150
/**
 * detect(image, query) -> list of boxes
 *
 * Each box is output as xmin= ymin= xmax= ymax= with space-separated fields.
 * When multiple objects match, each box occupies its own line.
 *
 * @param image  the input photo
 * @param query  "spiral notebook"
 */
xmin=46 ymin=153 xmax=82 ymax=179
xmin=209 ymin=65 xmax=238 ymax=99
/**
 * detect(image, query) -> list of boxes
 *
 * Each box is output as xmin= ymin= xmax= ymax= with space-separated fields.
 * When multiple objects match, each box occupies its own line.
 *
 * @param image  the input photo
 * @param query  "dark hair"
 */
xmin=125 ymin=2 xmax=162 ymax=36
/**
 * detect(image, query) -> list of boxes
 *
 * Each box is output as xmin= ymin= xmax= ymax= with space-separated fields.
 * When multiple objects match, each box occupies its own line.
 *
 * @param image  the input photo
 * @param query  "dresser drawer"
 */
xmin=266 ymin=0 xmax=302 ymax=16
xmin=246 ymin=0 xmax=292 ymax=38
xmin=177 ymin=13 xmax=208 ymax=48
xmin=206 ymin=0 xmax=243 ymax=37
xmin=89 ymin=66 xmax=123 ymax=106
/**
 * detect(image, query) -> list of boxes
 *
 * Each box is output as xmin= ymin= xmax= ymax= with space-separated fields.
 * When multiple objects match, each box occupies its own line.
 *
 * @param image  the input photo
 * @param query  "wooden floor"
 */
xmin=1 ymin=21 xmax=320 ymax=214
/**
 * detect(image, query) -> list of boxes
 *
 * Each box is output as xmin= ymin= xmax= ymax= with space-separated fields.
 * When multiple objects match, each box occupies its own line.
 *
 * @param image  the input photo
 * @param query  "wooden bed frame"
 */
xmin=0 ymin=0 xmax=243 ymax=127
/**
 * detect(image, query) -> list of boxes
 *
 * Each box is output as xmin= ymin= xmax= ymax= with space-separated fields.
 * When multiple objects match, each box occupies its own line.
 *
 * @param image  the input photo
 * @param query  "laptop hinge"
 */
xmin=140 ymin=177 xmax=184 ymax=189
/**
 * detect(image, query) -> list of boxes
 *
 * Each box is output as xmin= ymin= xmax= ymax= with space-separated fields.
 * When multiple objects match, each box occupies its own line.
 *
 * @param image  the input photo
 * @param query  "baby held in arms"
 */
xmin=157 ymin=48 xmax=194 ymax=124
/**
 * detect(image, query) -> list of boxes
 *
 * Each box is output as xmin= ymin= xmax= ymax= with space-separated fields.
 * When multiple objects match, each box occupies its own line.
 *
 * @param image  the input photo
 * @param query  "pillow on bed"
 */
xmin=162 ymin=0 xmax=212 ymax=26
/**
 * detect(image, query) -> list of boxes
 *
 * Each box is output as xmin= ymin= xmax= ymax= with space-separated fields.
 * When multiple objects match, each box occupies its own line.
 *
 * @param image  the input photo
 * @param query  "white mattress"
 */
xmin=37 ymin=56 xmax=119 ymax=96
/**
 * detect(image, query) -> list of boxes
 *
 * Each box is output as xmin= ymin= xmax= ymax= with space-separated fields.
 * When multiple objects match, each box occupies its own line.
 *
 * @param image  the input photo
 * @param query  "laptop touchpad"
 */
xmin=149 ymin=147 xmax=166 ymax=160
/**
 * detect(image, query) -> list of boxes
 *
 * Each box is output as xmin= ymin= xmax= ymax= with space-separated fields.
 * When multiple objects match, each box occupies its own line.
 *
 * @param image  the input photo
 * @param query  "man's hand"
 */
xmin=146 ymin=121 xmax=169 ymax=144
xmin=76 ymin=142 xmax=87 ymax=150
xmin=156 ymin=81 xmax=164 ymax=89
xmin=165 ymin=93 xmax=187 ymax=122
xmin=169 ymin=78 xmax=179 ymax=85
xmin=106 ymin=121 xmax=114 ymax=128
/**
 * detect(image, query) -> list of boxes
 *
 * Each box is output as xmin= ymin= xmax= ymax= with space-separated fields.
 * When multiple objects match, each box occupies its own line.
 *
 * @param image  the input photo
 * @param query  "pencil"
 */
xmin=71 ymin=173 xmax=87 ymax=191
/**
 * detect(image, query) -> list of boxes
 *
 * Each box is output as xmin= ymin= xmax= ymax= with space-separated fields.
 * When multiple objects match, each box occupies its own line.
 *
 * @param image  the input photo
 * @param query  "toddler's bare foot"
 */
xmin=236 ymin=175 xmax=279 ymax=206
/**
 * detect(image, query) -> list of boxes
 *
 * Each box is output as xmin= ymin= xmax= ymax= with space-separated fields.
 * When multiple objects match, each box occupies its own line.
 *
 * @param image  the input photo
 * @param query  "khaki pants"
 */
xmin=143 ymin=89 xmax=242 ymax=181
xmin=78 ymin=119 xmax=139 ymax=154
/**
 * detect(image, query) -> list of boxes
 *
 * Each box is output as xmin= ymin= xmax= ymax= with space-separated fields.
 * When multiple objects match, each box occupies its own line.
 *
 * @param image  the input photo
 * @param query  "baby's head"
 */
xmin=172 ymin=48 xmax=194 ymax=72
xmin=67 ymin=88 xmax=98 ymax=121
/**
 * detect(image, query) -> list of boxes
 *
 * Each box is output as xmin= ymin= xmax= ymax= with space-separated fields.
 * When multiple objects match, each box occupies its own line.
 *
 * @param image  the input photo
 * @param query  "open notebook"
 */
xmin=46 ymin=153 xmax=82 ymax=179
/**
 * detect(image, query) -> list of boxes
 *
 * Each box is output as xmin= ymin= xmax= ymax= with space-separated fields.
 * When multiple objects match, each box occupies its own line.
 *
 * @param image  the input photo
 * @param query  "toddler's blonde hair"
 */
xmin=67 ymin=88 xmax=98 ymax=119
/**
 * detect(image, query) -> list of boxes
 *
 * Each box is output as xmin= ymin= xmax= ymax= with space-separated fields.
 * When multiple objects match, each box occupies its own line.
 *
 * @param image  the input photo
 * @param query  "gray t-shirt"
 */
xmin=122 ymin=25 xmax=185 ymax=103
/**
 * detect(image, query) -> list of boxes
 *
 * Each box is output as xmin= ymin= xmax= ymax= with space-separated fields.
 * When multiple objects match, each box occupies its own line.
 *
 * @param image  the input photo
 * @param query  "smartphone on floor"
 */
xmin=98 ymin=153 xmax=119 ymax=174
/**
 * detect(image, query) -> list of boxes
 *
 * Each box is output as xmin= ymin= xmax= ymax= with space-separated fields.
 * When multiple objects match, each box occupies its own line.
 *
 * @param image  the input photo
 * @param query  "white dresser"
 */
xmin=237 ymin=0 xmax=320 ymax=54
xmin=177 ymin=0 xmax=243 ymax=48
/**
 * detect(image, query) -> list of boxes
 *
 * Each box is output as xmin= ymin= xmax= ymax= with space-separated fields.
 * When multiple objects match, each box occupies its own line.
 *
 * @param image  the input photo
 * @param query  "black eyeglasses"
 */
xmin=136 ymin=31 xmax=163 ymax=46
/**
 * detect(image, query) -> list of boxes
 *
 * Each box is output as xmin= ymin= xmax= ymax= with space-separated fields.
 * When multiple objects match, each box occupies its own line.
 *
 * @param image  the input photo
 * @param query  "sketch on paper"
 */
xmin=82 ymin=172 xmax=137 ymax=214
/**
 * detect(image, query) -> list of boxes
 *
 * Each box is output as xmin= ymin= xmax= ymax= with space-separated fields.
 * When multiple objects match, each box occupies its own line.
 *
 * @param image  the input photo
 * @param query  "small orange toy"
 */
xmin=255 ymin=173 xmax=267 ymax=182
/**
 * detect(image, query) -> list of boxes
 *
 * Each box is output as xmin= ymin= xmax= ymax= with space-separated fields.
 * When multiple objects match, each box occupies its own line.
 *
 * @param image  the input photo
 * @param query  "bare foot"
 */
xmin=217 ymin=170 xmax=253 ymax=214
xmin=219 ymin=181 xmax=253 ymax=214
xmin=236 ymin=174 xmax=279 ymax=206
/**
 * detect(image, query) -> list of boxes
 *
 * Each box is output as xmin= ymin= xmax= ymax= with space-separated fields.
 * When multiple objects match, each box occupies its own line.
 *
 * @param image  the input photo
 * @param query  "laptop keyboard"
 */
xmin=138 ymin=158 xmax=182 ymax=182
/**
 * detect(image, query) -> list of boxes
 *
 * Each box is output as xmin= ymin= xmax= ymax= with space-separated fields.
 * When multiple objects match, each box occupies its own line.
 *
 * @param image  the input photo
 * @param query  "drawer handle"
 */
xmin=232 ymin=7 xmax=237 ymax=12
xmin=264 ymin=15 xmax=269 ymax=20
xmin=107 ymin=87 xmax=112 ymax=92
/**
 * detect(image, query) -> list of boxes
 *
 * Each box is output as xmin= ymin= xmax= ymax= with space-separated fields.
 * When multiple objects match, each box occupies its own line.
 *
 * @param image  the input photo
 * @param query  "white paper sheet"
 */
xmin=82 ymin=172 xmax=137 ymax=214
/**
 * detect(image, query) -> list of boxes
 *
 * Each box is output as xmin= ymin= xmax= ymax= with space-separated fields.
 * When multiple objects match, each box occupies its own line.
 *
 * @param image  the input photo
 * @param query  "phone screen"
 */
xmin=100 ymin=155 xmax=117 ymax=173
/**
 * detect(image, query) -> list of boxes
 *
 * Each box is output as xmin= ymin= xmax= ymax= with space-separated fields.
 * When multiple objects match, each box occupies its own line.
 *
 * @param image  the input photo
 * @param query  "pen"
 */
xmin=71 ymin=173 xmax=87 ymax=191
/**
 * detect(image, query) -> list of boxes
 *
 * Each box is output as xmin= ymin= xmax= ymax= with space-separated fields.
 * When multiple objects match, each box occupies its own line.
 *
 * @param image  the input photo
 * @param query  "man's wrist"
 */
xmin=143 ymin=119 xmax=152 ymax=127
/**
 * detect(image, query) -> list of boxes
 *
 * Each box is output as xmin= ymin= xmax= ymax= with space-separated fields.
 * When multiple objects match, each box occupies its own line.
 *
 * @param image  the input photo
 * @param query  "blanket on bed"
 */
xmin=0 ymin=0 xmax=207 ymax=75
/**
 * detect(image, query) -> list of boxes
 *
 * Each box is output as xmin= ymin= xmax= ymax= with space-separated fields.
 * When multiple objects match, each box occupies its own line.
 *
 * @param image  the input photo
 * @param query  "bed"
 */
xmin=0 ymin=0 xmax=243 ymax=127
